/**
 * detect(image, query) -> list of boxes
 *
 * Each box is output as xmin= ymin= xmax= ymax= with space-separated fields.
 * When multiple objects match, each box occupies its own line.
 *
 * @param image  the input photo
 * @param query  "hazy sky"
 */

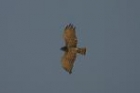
xmin=0 ymin=0 xmax=140 ymax=93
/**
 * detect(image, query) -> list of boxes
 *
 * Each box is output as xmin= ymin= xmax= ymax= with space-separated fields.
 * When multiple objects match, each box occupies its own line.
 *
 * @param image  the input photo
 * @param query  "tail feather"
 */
xmin=77 ymin=48 xmax=86 ymax=55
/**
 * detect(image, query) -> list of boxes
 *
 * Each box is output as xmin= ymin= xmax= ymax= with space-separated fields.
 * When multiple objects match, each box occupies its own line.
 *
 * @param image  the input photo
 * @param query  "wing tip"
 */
xmin=65 ymin=23 xmax=76 ymax=30
xmin=62 ymin=66 xmax=72 ymax=74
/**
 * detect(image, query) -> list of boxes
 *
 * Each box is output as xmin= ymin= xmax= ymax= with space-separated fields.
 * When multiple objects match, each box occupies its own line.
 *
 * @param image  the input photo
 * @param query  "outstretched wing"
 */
xmin=61 ymin=48 xmax=77 ymax=74
xmin=63 ymin=24 xmax=77 ymax=47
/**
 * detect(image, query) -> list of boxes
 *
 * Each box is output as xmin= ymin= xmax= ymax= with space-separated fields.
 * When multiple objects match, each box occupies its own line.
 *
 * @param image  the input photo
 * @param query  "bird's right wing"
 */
xmin=61 ymin=48 xmax=77 ymax=74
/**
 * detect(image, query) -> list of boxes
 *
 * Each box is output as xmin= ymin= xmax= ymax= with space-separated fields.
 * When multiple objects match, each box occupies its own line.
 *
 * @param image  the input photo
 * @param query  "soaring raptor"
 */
xmin=61 ymin=24 xmax=86 ymax=74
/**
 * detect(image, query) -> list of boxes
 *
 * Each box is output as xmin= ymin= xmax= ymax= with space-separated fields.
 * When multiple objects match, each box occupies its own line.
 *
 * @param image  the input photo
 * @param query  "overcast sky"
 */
xmin=0 ymin=0 xmax=140 ymax=93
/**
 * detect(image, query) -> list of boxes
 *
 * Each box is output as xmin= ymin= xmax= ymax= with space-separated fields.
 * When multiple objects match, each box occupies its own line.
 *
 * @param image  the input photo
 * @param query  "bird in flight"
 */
xmin=60 ymin=24 xmax=86 ymax=74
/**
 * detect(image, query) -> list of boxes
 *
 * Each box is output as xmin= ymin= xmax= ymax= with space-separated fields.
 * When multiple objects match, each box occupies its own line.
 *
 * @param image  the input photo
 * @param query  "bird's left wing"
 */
xmin=63 ymin=24 xmax=78 ymax=47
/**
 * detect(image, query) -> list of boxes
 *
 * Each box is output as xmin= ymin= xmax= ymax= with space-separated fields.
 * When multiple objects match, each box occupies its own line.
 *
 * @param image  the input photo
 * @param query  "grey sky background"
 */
xmin=0 ymin=0 xmax=140 ymax=93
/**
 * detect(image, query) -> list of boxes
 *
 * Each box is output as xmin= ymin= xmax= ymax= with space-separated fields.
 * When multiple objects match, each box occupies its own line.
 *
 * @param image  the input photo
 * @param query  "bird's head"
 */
xmin=60 ymin=46 xmax=67 ymax=51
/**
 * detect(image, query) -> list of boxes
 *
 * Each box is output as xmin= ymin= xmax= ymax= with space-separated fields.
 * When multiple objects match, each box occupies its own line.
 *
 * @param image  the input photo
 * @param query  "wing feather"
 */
xmin=61 ymin=48 xmax=77 ymax=74
xmin=63 ymin=24 xmax=77 ymax=47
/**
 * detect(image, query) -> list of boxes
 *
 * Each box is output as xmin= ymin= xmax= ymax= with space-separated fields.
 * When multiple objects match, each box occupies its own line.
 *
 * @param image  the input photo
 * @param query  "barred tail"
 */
xmin=77 ymin=47 xmax=86 ymax=55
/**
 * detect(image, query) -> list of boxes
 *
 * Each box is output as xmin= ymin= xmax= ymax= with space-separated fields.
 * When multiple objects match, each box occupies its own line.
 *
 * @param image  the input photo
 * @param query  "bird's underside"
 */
xmin=61 ymin=24 xmax=86 ymax=74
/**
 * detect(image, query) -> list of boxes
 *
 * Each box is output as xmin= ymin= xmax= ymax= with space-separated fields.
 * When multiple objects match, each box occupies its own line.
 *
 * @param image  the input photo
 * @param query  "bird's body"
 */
xmin=61 ymin=24 xmax=86 ymax=74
